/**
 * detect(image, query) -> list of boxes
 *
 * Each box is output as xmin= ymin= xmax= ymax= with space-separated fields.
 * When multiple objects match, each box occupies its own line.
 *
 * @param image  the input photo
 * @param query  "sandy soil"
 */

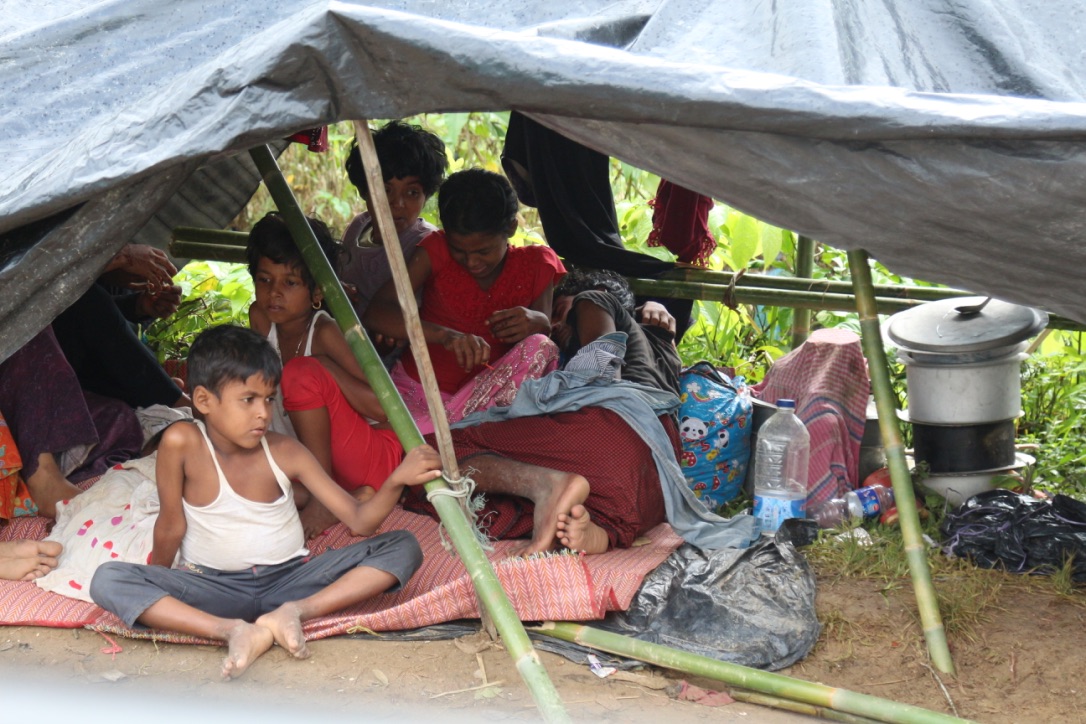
xmin=1 ymin=568 xmax=1080 ymax=722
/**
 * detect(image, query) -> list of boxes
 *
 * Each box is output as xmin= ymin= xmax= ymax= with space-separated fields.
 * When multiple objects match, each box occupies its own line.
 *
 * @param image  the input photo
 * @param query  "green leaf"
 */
xmin=761 ymin=224 xmax=783 ymax=271
xmin=729 ymin=212 xmax=758 ymax=270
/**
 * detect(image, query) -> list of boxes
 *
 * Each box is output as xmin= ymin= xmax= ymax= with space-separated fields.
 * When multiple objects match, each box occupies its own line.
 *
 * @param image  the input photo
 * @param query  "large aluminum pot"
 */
xmin=897 ymin=346 xmax=1025 ymax=424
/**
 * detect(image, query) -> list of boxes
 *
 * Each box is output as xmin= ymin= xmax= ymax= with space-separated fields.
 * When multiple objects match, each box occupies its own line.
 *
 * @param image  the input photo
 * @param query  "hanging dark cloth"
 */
xmin=502 ymin=112 xmax=673 ymax=278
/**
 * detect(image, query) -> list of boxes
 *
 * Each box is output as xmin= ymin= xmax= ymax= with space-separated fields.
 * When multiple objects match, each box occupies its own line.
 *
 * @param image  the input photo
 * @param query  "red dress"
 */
xmin=402 ymin=231 xmax=565 ymax=393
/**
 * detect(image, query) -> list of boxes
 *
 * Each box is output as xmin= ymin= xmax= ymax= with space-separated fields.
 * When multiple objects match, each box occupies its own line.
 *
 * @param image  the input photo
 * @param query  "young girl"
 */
xmin=363 ymin=169 xmax=565 ymax=434
xmin=246 ymin=213 xmax=403 ymax=538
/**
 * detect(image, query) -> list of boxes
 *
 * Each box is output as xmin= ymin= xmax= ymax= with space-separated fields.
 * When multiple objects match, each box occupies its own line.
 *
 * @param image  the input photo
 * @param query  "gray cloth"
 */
xmin=89 ymin=530 xmax=422 ymax=627
xmin=455 ymin=333 xmax=758 ymax=550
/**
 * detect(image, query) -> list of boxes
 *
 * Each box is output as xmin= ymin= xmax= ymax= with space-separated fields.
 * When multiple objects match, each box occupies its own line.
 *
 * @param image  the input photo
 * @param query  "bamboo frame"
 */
xmin=792 ymin=234 xmax=815 ymax=347
xmin=248 ymin=144 xmax=569 ymax=722
xmin=535 ymin=622 xmax=972 ymax=724
xmin=848 ymin=249 xmax=955 ymax=676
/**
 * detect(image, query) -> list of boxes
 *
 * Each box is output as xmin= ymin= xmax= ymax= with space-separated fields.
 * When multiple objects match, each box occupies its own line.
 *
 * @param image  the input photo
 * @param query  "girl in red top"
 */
xmin=364 ymin=169 xmax=565 ymax=434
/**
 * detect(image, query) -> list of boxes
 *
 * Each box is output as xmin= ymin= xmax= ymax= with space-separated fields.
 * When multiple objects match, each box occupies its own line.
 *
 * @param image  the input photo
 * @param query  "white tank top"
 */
xmin=179 ymin=421 xmax=308 ymax=571
xmin=266 ymin=310 xmax=332 ymax=438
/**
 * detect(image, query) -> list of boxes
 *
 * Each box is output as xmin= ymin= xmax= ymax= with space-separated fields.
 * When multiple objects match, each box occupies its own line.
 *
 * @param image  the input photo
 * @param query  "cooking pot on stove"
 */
xmin=887 ymin=297 xmax=1047 ymax=425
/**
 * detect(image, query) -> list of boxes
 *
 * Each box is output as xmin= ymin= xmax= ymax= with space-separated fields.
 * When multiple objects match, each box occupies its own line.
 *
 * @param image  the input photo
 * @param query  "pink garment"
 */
xmin=280 ymin=356 xmax=403 ymax=492
xmin=391 ymin=334 xmax=558 ymax=436
xmin=752 ymin=328 xmax=870 ymax=508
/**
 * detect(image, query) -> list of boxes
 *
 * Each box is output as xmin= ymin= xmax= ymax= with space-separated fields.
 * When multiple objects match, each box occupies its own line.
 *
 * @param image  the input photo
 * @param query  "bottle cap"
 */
xmin=775 ymin=399 xmax=796 ymax=409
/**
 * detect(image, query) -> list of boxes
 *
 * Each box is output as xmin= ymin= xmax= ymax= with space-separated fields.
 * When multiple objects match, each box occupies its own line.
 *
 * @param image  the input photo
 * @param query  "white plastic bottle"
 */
xmin=752 ymin=399 xmax=810 ymax=535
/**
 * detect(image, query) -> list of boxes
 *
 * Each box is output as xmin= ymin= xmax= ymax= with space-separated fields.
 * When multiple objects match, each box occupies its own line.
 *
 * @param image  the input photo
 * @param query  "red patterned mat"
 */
xmin=0 ymin=508 xmax=681 ymax=643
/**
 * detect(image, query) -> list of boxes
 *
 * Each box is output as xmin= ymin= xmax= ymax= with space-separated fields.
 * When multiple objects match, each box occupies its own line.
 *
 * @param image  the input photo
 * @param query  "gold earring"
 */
xmin=312 ymin=299 xmax=323 ymax=310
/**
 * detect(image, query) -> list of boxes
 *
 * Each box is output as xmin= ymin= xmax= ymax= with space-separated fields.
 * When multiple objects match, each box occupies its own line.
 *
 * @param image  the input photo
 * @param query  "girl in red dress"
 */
xmin=364 ymin=169 xmax=565 ymax=434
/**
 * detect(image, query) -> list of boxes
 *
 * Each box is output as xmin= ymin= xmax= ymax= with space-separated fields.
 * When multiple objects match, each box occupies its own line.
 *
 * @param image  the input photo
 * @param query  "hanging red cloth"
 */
xmin=287 ymin=126 xmax=328 ymax=152
xmin=647 ymin=179 xmax=716 ymax=266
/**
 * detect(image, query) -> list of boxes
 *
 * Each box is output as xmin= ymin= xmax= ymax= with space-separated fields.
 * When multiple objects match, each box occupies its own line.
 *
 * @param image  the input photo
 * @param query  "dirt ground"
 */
xmin=1 ymin=569 xmax=1081 ymax=722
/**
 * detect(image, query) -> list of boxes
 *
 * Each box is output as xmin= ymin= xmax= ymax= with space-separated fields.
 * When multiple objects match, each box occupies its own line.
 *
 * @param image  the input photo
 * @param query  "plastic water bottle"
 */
xmin=809 ymin=498 xmax=849 ymax=528
xmin=752 ymin=399 xmax=810 ymax=535
xmin=845 ymin=484 xmax=895 ymax=520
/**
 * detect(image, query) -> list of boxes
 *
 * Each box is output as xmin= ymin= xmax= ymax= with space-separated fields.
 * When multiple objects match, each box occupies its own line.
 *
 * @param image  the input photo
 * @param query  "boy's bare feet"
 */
xmin=221 ymin=621 xmax=275 ymax=680
xmin=0 ymin=540 xmax=63 ymax=581
xmin=556 ymin=504 xmax=610 ymax=554
xmin=507 ymin=471 xmax=590 ymax=556
xmin=299 ymin=499 xmax=339 ymax=541
xmin=256 ymin=603 xmax=310 ymax=660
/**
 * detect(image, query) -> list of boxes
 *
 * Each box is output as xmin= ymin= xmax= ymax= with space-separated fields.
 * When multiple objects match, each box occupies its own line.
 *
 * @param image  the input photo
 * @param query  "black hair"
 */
xmin=345 ymin=121 xmax=448 ymax=201
xmin=246 ymin=212 xmax=340 ymax=293
xmin=438 ymin=169 xmax=518 ymax=237
xmin=555 ymin=268 xmax=636 ymax=314
xmin=187 ymin=325 xmax=282 ymax=396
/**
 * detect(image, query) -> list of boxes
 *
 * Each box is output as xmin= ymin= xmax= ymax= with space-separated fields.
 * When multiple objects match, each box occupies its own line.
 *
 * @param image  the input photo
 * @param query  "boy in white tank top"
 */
xmin=90 ymin=326 xmax=441 ymax=680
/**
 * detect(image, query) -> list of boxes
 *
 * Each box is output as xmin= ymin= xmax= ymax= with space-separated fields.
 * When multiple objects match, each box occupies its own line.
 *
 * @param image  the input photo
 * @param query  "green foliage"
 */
xmin=1019 ymin=331 xmax=1086 ymax=495
xmin=143 ymin=261 xmax=253 ymax=362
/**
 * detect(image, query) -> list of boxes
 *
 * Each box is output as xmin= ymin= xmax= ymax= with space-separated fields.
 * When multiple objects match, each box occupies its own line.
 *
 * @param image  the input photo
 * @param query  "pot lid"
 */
xmin=886 ymin=297 xmax=1048 ymax=354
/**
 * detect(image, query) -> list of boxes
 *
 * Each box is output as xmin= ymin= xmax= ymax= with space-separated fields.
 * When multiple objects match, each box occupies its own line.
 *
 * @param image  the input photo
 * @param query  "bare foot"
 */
xmin=221 ymin=621 xmax=275 ymax=680
xmin=557 ymin=504 xmax=610 ymax=554
xmin=0 ymin=540 xmax=64 ymax=581
xmin=299 ymin=499 xmax=339 ymax=541
xmin=25 ymin=454 xmax=82 ymax=519
xmin=511 ymin=472 xmax=590 ymax=556
xmin=255 ymin=603 xmax=310 ymax=660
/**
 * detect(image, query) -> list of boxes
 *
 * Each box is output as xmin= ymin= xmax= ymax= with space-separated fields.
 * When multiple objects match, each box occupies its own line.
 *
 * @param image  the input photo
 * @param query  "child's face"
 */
xmin=378 ymin=176 xmax=427 ymax=236
xmin=253 ymin=257 xmax=321 ymax=325
xmin=446 ymin=230 xmax=510 ymax=285
xmin=195 ymin=374 xmax=277 ymax=451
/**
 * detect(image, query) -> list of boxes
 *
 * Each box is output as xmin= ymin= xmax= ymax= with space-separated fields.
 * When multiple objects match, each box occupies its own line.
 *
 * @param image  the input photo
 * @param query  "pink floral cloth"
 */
xmin=391 ymin=334 xmax=558 ymax=436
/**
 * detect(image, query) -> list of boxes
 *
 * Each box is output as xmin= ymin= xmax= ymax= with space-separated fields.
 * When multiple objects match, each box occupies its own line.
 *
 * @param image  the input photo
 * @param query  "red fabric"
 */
xmin=406 ymin=408 xmax=680 ymax=550
xmin=402 ymin=231 xmax=566 ymax=393
xmin=280 ymin=356 xmax=403 ymax=491
xmin=287 ymin=126 xmax=328 ymax=152
xmin=647 ymin=179 xmax=716 ymax=266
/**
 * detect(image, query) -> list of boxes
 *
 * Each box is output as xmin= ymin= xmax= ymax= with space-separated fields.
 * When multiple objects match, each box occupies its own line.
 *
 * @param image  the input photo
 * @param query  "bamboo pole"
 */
xmin=660 ymin=267 xmax=972 ymax=301
xmin=628 ymin=278 xmax=927 ymax=314
xmin=166 ymin=235 xmax=1086 ymax=332
xmin=792 ymin=235 xmax=815 ymax=347
xmin=730 ymin=690 xmax=883 ymax=723
xmin=847 ymin=249 xmax=955 ymax=676
xmin=248 ymin=144 xmax=569 ymax=723
xmin=535 ymin=622 xmax=973 ymax=724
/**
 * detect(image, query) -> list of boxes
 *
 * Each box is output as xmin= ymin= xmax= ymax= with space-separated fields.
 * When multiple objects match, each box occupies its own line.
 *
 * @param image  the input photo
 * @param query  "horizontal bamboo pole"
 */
xmin=535 ymin=622 xmax=973 ymax=724
xmin=663 ymin=266 xmax=970 ymax=301
xmin=166 ymin=234 xmax=1086 ymax=331
xmin=730 ymin=690 xmax=881 ymax=723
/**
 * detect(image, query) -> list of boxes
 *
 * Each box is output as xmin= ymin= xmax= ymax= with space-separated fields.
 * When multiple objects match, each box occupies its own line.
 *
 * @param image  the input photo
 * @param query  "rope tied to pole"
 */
xmin=427 ymin=467 xmax=492 ymax=552
xmin=723 ymin=268 xmax=746 ymax=309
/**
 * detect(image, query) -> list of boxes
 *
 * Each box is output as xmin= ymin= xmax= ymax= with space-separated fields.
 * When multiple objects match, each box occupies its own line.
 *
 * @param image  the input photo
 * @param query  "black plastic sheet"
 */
xmin=941 ymin=489 xmax=1086 ymax=580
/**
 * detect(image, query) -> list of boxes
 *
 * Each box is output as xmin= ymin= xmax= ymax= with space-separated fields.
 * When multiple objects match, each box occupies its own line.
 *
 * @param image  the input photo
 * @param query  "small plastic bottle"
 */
xmin=809 ymin=498 xmax=849 ymax=528
xmin=845 ymin=484 xmax=895 ymax=520
xmin=752 ymin=399 xmax=810 ymax=535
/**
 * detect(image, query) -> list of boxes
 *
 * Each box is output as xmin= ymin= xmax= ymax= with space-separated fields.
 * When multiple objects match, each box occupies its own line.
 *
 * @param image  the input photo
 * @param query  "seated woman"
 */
xmin=246 ymin=213 xmax=405 ymax=538
xmin=363 ymin=169 xmax=565 ymax=435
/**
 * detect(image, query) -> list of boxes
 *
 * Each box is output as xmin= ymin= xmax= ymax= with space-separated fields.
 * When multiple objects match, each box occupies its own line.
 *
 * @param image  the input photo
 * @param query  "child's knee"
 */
xmin=386 ymin=530 xmax=423 ymax=574
xmin=89 ymin=561 xmax=132 ymax=607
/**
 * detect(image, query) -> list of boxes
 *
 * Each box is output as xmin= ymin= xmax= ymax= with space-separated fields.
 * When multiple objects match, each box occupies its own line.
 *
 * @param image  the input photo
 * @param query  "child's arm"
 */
xmin=309 ymin=317 xmax=387 ymax=422
xmin=364 ymin=248 xmax=491 ymax=371
xmin=150 ymin=423 xmax=192 ymax=567
xmin=278 ymin=437 xmax=443 ymax=536
xmin=248 ymin=300 xmax=271 ymax=336
xmin=486 ymin=283 xmax=554 ymax=343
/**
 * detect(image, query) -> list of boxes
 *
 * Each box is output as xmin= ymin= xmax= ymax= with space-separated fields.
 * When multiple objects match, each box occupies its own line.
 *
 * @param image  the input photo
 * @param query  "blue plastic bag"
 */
xmin=678 ymin=362 xmax=753 ymax=511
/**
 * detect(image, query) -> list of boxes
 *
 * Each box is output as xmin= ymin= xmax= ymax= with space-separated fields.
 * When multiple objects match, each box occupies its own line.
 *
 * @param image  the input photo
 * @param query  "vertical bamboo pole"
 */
xmin=847 ymin=249 xmax=955 ymax=676
xmin=792 ymin=235 xmax=815 ymax=347
xmin=249 ymin=144 xmax=569 ymax=722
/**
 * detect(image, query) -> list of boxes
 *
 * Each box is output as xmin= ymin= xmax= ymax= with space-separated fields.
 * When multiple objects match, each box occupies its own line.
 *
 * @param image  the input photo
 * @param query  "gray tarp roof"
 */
xmin=3 ymin=0 xmax=1086 ymax=361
